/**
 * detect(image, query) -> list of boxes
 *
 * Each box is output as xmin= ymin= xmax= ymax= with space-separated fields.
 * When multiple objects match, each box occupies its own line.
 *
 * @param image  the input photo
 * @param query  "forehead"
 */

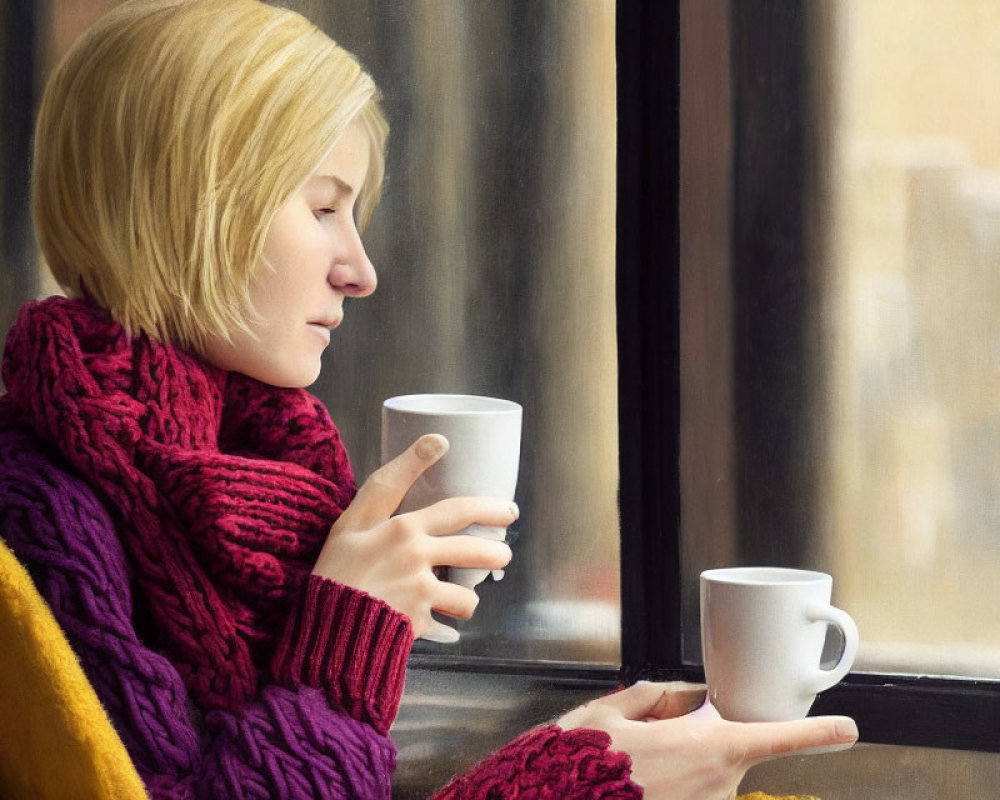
xmin=309 ymin=122 xmax=371 ymax=190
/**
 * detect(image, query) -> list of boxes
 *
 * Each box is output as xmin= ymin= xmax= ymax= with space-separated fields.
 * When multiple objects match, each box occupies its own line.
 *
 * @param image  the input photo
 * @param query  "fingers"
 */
xmin=417 ymin=497 xmax=520 ymax=536
xmin=736 ymin=716 xmax=858 ymax=764
xmin=431 ymin=534 xmax=512 ymax=570
xmin=599 ymin=681 xmax=709 ymax=722
xmin=338 ymin=434 xmax=449 ymax=530
xmin=408 ymin=498 xmax=517 ymax=568
xmin=432 ymin=580 xmax=481 ymax=619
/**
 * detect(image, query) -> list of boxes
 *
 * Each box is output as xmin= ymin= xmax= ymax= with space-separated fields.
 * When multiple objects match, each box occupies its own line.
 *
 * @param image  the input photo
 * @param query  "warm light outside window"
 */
xmin=825 ymin=0 xmax=1000 ymax=677
xmin=682 ymin=0 xmax=1000 ymax=681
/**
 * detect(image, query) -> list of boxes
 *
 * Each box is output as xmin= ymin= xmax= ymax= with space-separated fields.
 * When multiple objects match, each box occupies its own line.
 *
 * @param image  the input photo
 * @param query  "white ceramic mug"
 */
xmin=381 ymin=394 xmax=522 ymax=642
xmin=700 ymin=567 xmax=859 ymax=722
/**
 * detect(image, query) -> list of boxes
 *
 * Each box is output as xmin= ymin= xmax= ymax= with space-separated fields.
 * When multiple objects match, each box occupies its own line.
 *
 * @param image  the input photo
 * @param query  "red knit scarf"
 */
xmin=0 ymin=297 xmax=356 ymax=710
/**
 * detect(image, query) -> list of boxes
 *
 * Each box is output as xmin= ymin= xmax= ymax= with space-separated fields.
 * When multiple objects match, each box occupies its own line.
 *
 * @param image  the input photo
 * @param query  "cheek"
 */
xmin=257 ymin=235 xmax=319 ymax=293
xmin=262 ymin=203 xmax=326 ymax=264
xmin=266 ymin=225 xmax=333 ymax=276
xmin=263 ymin=230 xmax=306 ymax=271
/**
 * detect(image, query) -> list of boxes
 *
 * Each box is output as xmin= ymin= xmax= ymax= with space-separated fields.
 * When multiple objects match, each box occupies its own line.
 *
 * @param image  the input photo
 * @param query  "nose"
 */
xmin=330 ymin=224 xmax=377 ymax=297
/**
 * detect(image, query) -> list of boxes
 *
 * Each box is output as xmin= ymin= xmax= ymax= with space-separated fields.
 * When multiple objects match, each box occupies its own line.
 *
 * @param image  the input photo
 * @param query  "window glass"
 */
xmin=682 ymin=0 xmax=1000 ymax=678
xmin=824 ymin=0 xmax=1000 ymax=677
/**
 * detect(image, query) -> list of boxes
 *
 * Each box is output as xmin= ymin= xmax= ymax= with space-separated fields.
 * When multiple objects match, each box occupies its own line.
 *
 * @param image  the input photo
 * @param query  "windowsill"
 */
xmin=391 ymin=659 xmax=617 ymax=799
xmin=393 ymin=659 xmax=1000 ymax=798
xmin=856 ymin=642 xmax=1000 ymax=681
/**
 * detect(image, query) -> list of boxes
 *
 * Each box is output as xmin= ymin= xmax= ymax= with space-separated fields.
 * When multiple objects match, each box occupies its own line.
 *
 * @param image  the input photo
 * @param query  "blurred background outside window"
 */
xmin=828 ymin=0 xmax=1000 ymax=676
xmin=682 ymin=0 xmax=1000 ymax=679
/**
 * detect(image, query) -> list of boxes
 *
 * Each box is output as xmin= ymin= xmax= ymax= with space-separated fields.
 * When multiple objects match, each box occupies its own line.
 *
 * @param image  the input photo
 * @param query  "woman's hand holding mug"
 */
xmin=312 ymin=433 xmax=516 ymax=640
xmin=380 ymin=393 xmax=523 ymax=641
xmin=558 ymin=681 xmax=858 ymax=800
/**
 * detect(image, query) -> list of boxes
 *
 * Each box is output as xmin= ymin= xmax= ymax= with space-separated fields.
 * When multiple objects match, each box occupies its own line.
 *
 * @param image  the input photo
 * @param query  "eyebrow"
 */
xmin=308 ymin=174 xmax=356 ymax=196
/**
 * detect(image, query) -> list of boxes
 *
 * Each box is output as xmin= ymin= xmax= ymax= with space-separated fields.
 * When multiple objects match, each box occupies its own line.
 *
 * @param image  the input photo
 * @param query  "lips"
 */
xmin=310 ymin=311 xmax=343 ymax=330
xmin=307 ymin=323 xmax=332 ymax=346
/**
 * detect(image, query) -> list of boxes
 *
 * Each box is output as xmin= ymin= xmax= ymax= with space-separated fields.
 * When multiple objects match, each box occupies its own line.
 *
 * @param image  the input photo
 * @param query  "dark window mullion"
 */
xmin=616 ymin=0 xmax=683 ymax=683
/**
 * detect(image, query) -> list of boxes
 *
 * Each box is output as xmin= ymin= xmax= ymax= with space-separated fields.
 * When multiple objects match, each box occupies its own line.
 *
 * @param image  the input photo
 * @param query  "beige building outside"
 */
xmin=827 ymin=0 xmax=1000 ymax=676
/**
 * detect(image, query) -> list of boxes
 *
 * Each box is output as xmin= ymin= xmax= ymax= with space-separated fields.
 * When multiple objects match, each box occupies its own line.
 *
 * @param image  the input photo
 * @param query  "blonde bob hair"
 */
xmin=32 ymin=0 xmax=388 ymax=352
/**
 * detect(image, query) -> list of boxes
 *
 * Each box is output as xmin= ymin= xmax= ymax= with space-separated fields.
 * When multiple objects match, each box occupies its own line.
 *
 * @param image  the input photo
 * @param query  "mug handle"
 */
xmin=803 ymin=601 xmax=859 ymax=695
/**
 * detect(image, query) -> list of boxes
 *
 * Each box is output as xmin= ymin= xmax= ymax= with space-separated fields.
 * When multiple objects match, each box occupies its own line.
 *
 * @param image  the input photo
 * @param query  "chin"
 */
xmin=244 ymin=361 xmax=322 ymax=389
xmin=273 ymin=370 xmax=321 ymax=389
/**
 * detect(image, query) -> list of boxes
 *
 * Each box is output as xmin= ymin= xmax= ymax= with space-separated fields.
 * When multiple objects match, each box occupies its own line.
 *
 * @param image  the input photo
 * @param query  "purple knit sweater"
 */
xmin=0 ymin=425 xmax=643 ymax=798
xmin=0 ymin=298 xmax=641 ymax=798
xmin=0 ymin=424 xmax=397 ymax=797
xmin=0 ymin=424 xmax=642 ymax=799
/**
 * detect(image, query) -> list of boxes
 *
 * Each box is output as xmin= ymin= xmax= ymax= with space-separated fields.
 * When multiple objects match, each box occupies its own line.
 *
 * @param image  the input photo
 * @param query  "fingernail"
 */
xmin=416 ymin=434 xmax=448 ymax=460
xmin=836 ymin=719 xmax=859 ymax=740
xmin=509 ymin=502 xmax=520 ymax=519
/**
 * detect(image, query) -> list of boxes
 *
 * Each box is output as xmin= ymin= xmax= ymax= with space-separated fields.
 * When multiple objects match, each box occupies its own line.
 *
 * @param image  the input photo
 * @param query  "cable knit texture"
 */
xmin=0 ymin=296 xmax=645 ymax=798
xmin=0 ymin=536 xmax=147 ymax=799
xmin=433 ymin=725 xmax=640 ymax=799
xmin=0 ymin=296 xmax=415 ymax=716
xmin=0 ymin=423 xmax=399 ymax=798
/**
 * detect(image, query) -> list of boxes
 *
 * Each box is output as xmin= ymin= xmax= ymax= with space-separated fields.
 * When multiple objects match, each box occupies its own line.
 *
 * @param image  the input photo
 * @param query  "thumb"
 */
xmin=736 ymin=716 xmax=858 ymax=766
xmin=335 ymin=434 xmax=449 ymax=532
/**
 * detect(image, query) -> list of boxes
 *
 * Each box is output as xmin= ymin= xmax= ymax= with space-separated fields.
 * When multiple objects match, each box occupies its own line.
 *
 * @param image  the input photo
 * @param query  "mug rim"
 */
xmin=701 ymin=566 xmax=831 ymax=585
xmin=384 ymin=393 xmax=522 ymax=416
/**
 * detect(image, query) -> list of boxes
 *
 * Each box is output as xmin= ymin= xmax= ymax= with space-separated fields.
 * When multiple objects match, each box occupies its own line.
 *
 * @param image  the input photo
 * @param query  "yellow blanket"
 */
xmin=0 ymin=538 xmax=147 ymax=799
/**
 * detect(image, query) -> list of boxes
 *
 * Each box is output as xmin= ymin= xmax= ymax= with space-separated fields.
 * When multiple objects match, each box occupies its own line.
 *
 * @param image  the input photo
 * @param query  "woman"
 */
xmin=0 ymin=1 xmax=857 ymax=797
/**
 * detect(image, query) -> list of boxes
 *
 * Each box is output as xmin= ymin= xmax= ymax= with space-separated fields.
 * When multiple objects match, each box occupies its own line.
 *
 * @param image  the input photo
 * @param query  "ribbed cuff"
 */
xmin=272 ymin=575 xmax=413 ymax=735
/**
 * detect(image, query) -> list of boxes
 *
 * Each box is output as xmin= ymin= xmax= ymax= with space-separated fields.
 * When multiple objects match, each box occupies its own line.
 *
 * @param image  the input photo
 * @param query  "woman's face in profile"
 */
xmin=202 ymin=122 xmax=377 ymax=387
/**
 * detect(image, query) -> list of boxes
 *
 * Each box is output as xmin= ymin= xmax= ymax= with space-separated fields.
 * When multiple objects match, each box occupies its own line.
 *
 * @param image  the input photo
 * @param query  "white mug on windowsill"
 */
xmin=700 ymin=566 xmax=859 ymax=723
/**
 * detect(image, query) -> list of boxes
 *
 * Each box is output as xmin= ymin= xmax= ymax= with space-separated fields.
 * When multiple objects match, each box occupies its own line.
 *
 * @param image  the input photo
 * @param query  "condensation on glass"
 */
xmin=681 ymin=0 xmax=1000 ymax=679
xmin=0 ymin=1 xmax=620 ymax=664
